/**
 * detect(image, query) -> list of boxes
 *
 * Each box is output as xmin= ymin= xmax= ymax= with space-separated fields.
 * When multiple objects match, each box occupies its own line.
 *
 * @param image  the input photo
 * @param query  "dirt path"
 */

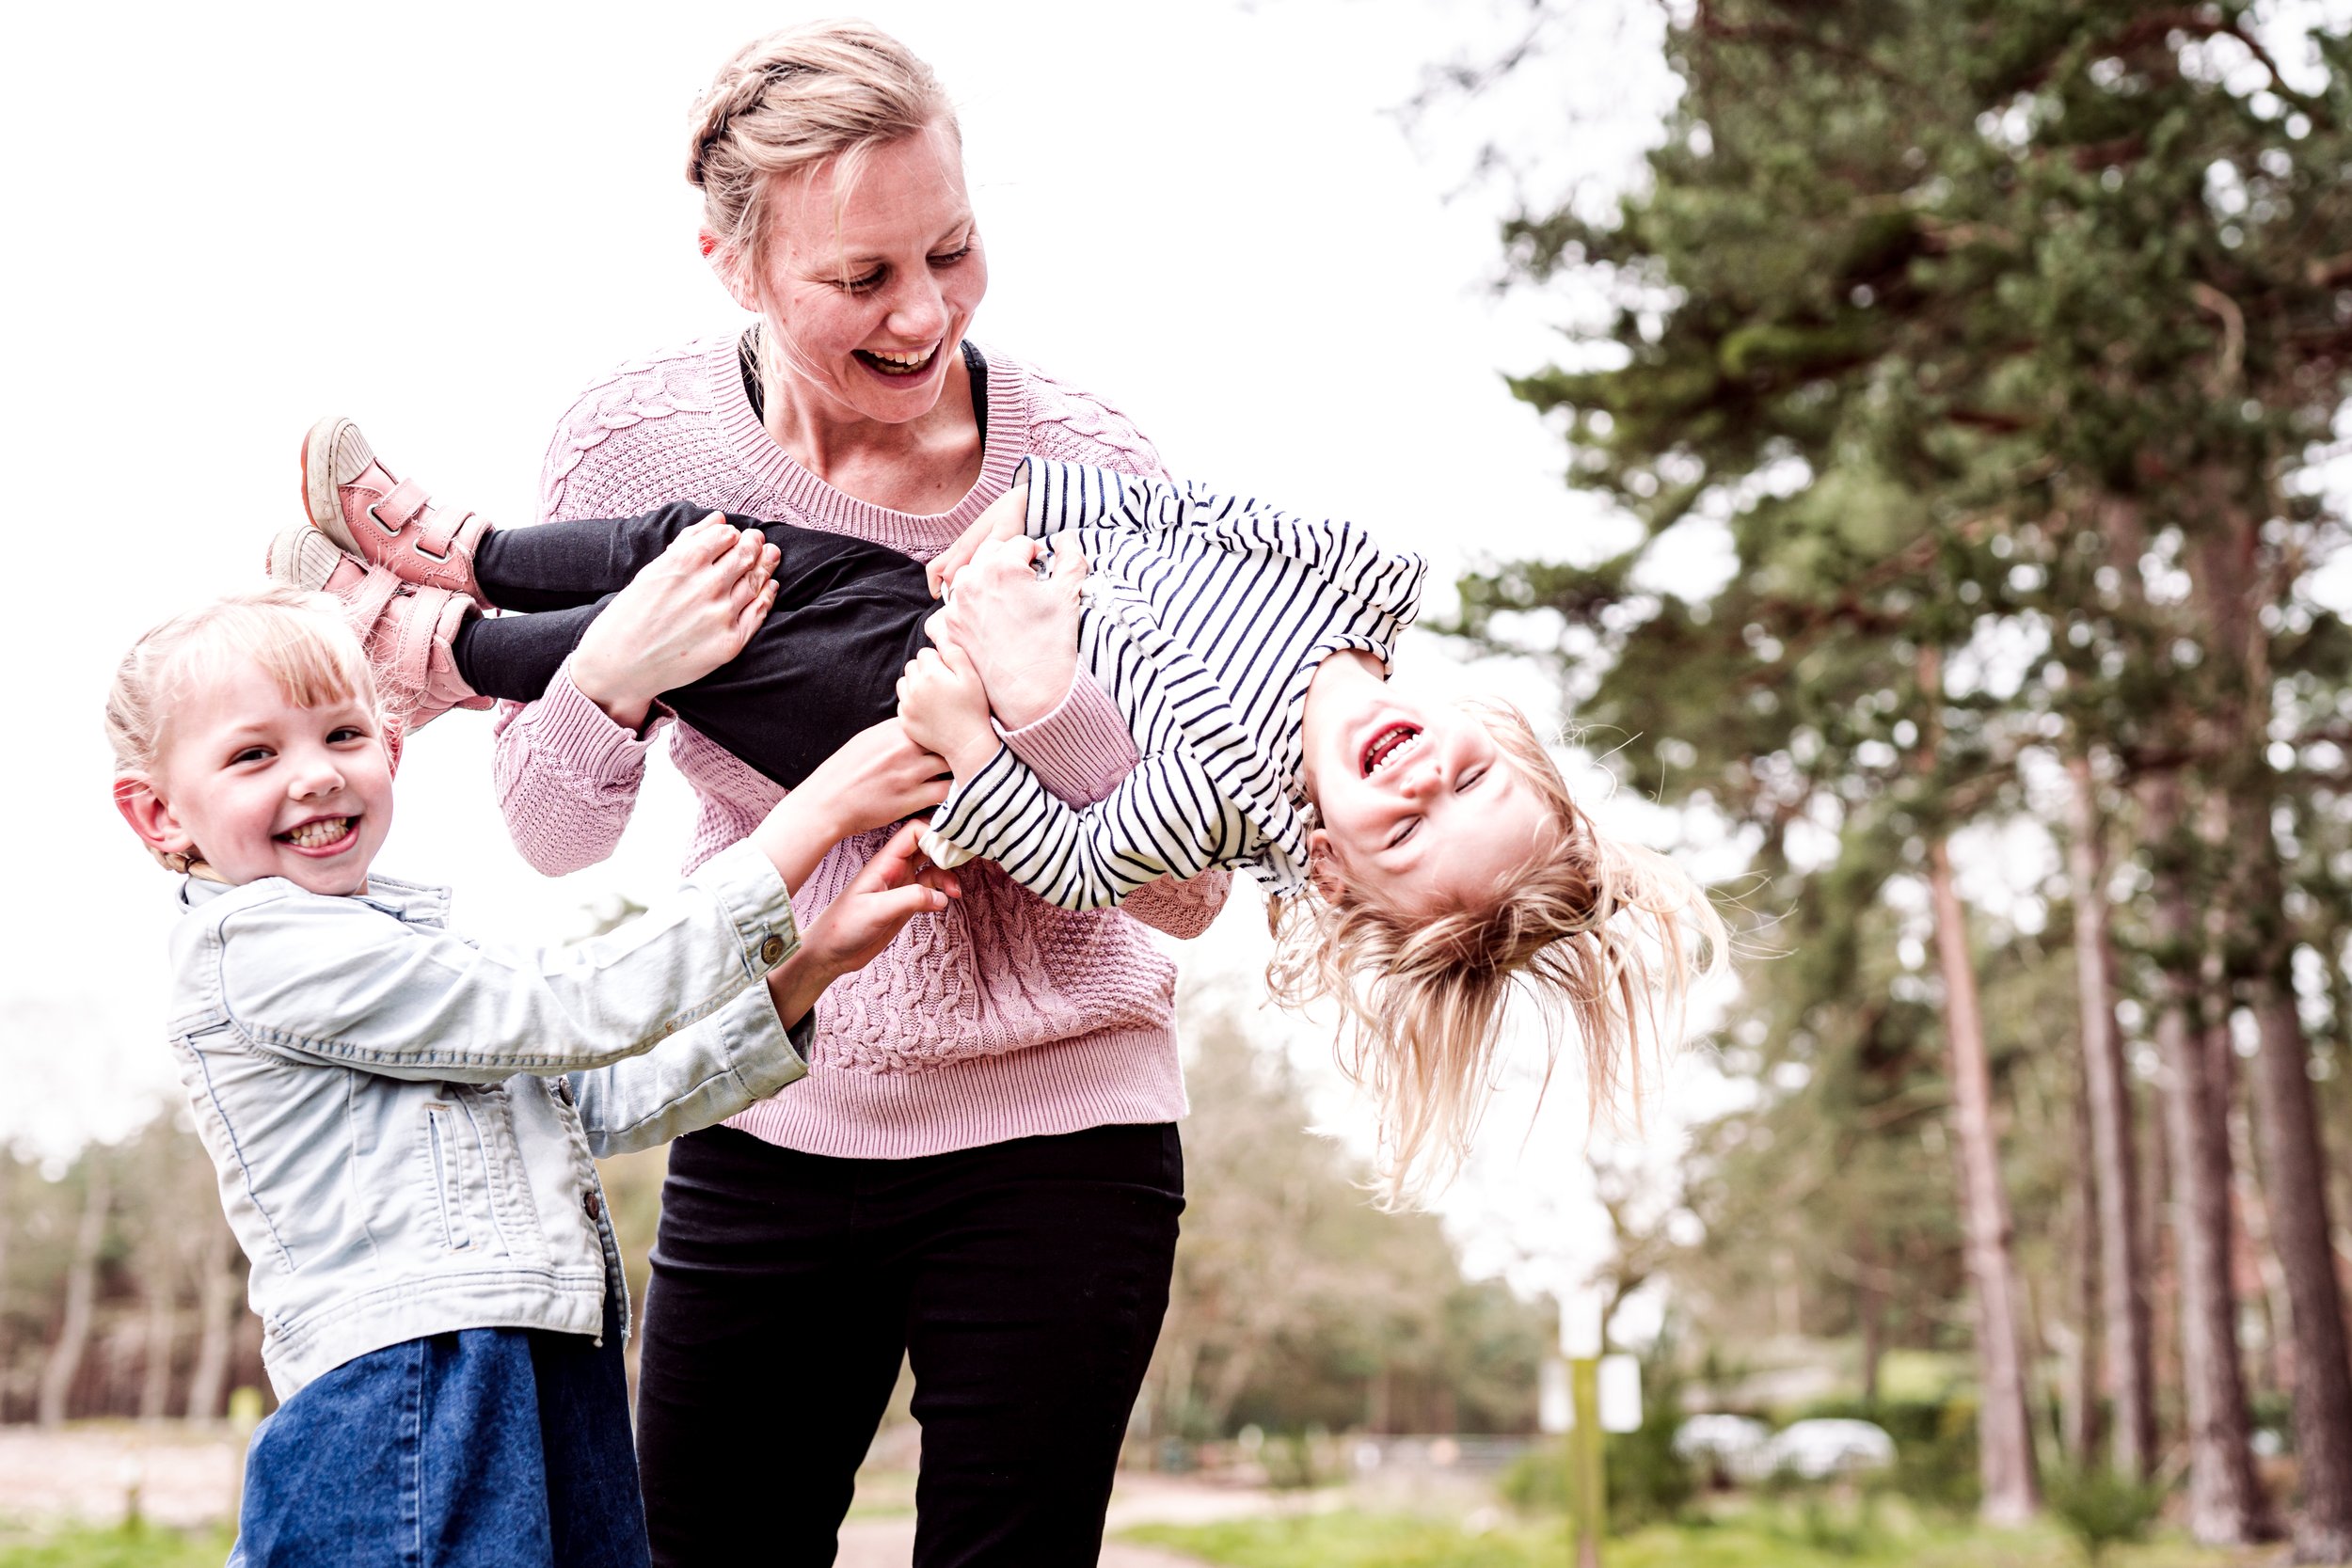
xmin=2 ymin=1427 xmax=1295 ymax=1564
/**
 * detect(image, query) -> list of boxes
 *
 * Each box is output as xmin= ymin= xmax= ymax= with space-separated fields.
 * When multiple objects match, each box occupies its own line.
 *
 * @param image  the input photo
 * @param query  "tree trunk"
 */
xmin=37 ymin=1161 xmax=110 ymax=1427
xmin=1857 ymin=1223 xmax=1885 ymax=1406
xmin=137 ymin=1277 xmax=176 ymax=1421
xmin=184 ymin=1226 xmax=240 ymax=1424
xmin=1925 ymin=832 xmax=2041 ymax=1523
xmin=2142 ymin=774 xmax=2269 ymax=1544
xmin=2066 ymin=752 xmax=2156 ymax=1477
xmin=2248 ymin=979 xmax=2352 ymax=1562
xmin=2066 ymin=1055 xmax=2105 ymax=1467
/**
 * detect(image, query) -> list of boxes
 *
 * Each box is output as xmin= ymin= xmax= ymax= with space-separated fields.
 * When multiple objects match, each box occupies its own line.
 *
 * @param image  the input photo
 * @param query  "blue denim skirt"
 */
xmin=230 ymin=1308 xmax=645 ymax=1568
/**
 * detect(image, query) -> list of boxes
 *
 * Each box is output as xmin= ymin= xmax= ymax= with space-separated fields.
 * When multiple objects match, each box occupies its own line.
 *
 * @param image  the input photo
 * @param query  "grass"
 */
xmin=1120 ymin=1499 xmax=2278 ymax=1568
xmin=0 ymin=1525 xmax=234 ymax=1568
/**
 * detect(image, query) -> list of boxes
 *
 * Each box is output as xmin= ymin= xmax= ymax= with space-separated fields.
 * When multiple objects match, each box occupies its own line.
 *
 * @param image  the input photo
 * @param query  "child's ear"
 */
xmin=114 ymin=776 xmax=195 ymax=864
xmin=1306 ymin=828 xmax=1345 ymax=901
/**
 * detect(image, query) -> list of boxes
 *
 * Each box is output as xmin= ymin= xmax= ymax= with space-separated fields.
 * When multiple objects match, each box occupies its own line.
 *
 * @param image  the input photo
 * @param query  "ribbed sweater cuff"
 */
xmin=999 ymin=675 xmax=1137 ymax=805
xmin=525 ymin=661 xmax=669 ymax=780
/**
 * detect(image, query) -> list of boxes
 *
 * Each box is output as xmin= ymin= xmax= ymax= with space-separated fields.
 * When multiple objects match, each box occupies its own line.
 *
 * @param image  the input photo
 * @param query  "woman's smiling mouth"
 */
xmin=853 ymin=343 xmax=938 ymax=378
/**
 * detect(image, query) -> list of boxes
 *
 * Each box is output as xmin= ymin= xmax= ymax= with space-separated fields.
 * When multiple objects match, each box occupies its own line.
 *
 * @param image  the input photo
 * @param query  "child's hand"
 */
xmin=748 ymin=719 xmax=949 ymax=894
xmin=767 ymin=823 xmax=961 ymax=1025
xmin=897 ymin=639 xmax=996 ymax=779
xmin=570 ymin=517 xmax=780 ymax=731
xmin=926 ymin=483 xmax=1027 ymax=599
xmin=799 ymin=718 xmax=954 ymax=835
xmin=925 ymin=535 xmax=1087 ymax=729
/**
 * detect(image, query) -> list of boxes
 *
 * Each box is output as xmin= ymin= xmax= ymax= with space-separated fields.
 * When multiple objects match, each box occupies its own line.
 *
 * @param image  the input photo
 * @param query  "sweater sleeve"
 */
xmin=489 ymin=663 xmax=668 ymax=876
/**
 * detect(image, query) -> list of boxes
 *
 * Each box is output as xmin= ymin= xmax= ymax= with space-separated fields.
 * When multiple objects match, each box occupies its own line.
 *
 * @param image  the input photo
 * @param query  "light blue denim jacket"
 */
xmin=164 ymin=840 xmax=808 ymax=1399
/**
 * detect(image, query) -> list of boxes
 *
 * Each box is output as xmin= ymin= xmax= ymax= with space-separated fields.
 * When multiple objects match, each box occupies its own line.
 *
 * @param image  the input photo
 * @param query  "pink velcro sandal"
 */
xmin=301 ymin=417 xmax=492 ymax=601
xmin=265 ymin=524 xmax=491 ymax=737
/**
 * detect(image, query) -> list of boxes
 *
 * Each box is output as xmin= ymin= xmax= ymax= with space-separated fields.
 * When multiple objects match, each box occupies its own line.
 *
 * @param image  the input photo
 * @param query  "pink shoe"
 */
xmin=301 ymin=417 xmax=492 ymax=601
xmin=265 ymin=524 xmax=491 ymax=737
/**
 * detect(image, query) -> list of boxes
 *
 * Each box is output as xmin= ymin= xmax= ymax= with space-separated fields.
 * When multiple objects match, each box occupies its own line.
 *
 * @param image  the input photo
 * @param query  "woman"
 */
xmin=491 ymin=22 xmax=1225 ymax=1567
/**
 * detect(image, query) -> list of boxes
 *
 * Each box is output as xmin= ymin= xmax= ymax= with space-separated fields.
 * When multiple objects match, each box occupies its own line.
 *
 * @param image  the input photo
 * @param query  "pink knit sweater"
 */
xmin=491 ymin=336 xmax=1225 ymax=1158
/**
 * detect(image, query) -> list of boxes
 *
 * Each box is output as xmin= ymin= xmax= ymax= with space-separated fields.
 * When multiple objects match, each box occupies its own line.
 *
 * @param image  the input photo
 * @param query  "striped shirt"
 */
xmin=929 ymin=458 xmax=1428 ymax=906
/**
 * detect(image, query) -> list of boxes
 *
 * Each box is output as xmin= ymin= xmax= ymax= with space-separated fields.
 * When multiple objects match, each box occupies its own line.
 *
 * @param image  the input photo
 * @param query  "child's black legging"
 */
xmin=451 ymin=502 xmax=935 ymax=789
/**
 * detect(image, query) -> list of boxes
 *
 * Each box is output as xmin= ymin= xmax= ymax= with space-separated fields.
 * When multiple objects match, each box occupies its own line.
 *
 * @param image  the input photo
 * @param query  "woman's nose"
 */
xmin=886 ymin=274 xmax=949 ymax=341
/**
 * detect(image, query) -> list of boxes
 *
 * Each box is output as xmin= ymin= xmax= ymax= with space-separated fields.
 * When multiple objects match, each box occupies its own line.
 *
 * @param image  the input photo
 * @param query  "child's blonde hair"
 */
xmin=106 ymin=588 xmax=378 ymax=868
xmin=1266 ymin=703 xmax=1726 ymax=1204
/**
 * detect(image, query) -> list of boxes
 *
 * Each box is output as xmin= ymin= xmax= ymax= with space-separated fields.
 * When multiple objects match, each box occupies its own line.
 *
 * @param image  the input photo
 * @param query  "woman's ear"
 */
xmin=1306 ymin=828 xmax=1344 ymax=901
xmin=701 ymin=230 xmax=763 ymax=315
xmin=114 ymin=775 xmax=195 ymax=864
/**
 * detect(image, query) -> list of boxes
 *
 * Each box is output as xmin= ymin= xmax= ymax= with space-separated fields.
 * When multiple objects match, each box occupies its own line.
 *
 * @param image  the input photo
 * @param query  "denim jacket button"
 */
xmin=758 ymin=934 xmax=787 ymax=966
xmin=583 ymin=1191 xmax=602 ymax=1221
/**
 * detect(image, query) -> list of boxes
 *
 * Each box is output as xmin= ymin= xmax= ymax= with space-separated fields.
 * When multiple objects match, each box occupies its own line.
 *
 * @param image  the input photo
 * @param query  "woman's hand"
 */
xmin=925 ymin=483 xmax=1027 ymax=598
xmin=767 ymin=822 xmax=961 ymax=1026
xmin=897 ymin=640 xmax=997 ymax=780
xmin=925 ymin=534 xmax=1087 ymax=730
xmin=749 ymin=718 xmax=951 ymax=893
xmin=569 ymin=517 xmax=781 ymax=731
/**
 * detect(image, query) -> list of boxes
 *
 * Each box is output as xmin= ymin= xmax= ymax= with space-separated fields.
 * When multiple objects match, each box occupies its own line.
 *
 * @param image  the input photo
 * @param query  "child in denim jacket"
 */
xmin=107 ymin=584 xmax=955 ymax=1567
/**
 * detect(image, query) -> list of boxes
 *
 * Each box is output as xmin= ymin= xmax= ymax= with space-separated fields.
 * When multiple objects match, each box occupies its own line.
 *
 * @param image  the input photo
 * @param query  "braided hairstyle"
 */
xmin=687 ymin=21 xmax=955 ymax=284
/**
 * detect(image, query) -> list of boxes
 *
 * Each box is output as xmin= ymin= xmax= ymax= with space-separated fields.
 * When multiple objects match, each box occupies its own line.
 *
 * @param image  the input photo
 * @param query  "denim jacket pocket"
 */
xmin=421 ymin=1103 xmax=473 ymax=1253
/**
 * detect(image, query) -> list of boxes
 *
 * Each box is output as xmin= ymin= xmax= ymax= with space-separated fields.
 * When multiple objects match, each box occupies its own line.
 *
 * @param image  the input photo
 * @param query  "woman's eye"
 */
xmin=840 ymin=267 xmax=886 ymax=293
xmin=1389 ymin=817 xmax=1421 ymax=848
xmin=1454 ymin=768 xmax=1486 ymax=793
xmin=930 ymin=244 xmax=972 ymax=268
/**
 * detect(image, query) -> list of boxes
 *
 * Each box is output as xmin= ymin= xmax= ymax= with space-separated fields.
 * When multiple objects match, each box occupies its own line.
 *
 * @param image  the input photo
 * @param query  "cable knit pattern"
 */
xmin=491 ymin=336 xmax=1223 ymax=1158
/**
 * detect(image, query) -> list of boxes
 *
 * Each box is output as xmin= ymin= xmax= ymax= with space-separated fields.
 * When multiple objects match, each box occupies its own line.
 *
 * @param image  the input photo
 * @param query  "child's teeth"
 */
xmin=285 ymin=818 xmax=350 ymax=848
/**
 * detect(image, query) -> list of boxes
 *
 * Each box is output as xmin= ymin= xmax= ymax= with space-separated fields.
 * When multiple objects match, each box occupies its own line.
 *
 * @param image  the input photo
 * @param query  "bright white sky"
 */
xmin=0 ymin=0 xmax=1727 ymax=1302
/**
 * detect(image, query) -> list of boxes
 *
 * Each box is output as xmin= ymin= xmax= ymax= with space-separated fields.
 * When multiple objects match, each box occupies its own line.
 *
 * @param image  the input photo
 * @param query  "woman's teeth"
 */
xmin=856 ymin=346 xmax=935 ymax=375
xmin=281 ymin=818 xmax=353 ymax=849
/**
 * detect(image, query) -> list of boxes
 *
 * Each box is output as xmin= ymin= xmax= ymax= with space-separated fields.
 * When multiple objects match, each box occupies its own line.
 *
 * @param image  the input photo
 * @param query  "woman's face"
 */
xmin=750 ymin=121 xmax=988 ymax=427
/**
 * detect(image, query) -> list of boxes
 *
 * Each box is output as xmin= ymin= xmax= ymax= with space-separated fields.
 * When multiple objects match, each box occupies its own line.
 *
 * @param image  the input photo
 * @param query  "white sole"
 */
xmin=302 ymin=415 xmax=375 ymax=557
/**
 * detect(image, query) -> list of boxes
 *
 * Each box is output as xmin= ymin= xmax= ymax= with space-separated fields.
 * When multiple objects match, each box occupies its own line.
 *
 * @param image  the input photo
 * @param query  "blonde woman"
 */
xmin=485 ymin=23 xmax=1222 ymax=1567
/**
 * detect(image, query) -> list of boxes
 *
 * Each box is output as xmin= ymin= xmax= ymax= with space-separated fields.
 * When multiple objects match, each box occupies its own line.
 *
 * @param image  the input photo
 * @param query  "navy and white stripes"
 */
xmin=926 ymin=459 xmax=1428 ymax=907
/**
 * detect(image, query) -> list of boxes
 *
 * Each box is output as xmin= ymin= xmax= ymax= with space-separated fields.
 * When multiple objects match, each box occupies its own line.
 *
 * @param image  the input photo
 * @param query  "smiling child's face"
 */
xmin=140 ymin=654 xmax=394 ymax=896
xmin=1302 ymin=671 xmax=1558 ymax=917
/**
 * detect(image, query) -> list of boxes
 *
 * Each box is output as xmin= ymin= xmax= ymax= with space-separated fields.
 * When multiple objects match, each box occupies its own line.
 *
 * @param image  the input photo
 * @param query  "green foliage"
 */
xmin=1801 ymin=1397 xmax=1982 ymax=1513
xmin=0 ymin=1527 xmax=235 ymax=1568
xmin=1123 ymin=1500 xmax=2247 ymax=1567
xmin=1459 ymin=0 xmax=2352 ymax=1494
xmin=2043 ymin=1467 xmax=2169 ymax=1564
xmin=1149 ymin=1008 xmax=1550 ymax=1441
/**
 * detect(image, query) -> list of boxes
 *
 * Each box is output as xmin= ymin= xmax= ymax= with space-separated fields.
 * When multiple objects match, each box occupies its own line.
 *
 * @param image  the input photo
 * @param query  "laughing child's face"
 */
xmin=1301 ymin=666 xmax=1557 ymax=918
xmin=123 ymin=653 xmax=394 ymax=896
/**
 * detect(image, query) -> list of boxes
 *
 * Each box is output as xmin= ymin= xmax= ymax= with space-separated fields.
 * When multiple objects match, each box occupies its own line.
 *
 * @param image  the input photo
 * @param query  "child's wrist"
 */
xmin=947 ymin=733 xmax=1001 ymax=781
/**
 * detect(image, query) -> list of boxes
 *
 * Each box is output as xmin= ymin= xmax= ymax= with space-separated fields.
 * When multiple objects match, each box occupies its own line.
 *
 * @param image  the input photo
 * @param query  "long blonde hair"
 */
xmin=1265 ymin=703 xmax=1726 ymax=1205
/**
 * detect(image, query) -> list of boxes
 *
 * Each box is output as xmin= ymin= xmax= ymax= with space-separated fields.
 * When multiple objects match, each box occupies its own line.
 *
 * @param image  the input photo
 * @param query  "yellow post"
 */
xmin=1568 ymin=1356 xmax=1605 ymax=1568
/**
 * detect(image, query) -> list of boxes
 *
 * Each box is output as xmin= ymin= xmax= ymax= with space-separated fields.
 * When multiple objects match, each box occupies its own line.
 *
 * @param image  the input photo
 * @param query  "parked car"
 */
xmin=1757 ymin=1418 xmax=1897 ymax=1481
xmin=1672 ymin=1414 xmax=1772 ymax=1486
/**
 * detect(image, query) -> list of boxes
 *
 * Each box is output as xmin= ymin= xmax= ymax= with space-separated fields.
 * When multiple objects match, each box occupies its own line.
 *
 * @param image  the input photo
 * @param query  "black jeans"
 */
xmin=453 ymin=503 xmax=935 ymax=789
xmin=634 ymin=1123 xmax=1184 ymax=1568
